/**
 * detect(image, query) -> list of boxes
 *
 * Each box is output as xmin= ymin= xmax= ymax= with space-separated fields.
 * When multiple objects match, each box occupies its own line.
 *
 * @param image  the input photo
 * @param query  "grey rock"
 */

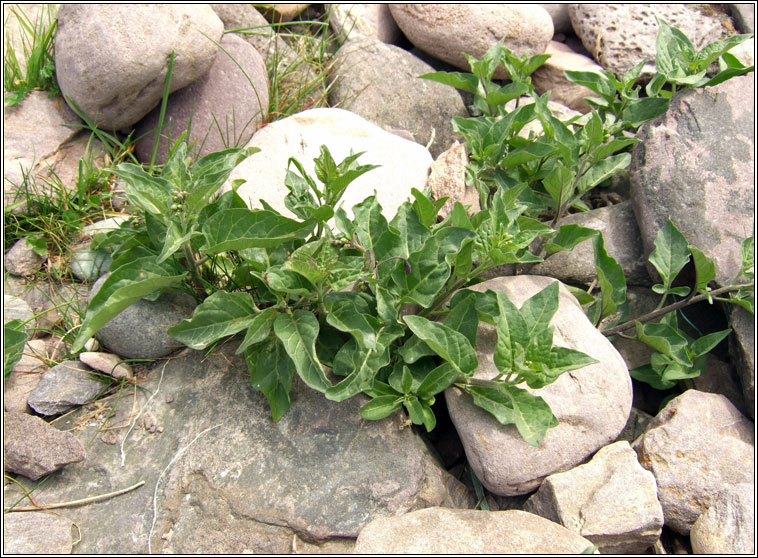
xmin=632 ymin=390 xmax=754 ymax=534
xmin=524 ymin=441 xmax=663 ymax=553
xmin=70 ymin=247 xmax=112 ymax=282
xmin=531 ymin=201 xmax=651 ymax=287
xmin=540 ymin=3 xmax=574 ymax=34
xmin=221 ymin=108 xmax=432 ymax=221
xmin=686 ymin=354 xmax=747 ymax=417
xmin=27 ymin=360 xmax=106 ymax=416
xmin=569 ymin=4 xmax=729 ymax=78
xmin=690 ymin=483 xmax=755 ymax=554
xmin=134 ymin=34 xmax=269 ymax=165
xmin=533 ymin=41 xmax=605 ymax=114
xmin=2 ymin=343 xmax=473 ymax=553
xmin=3 ymin=411 xmax=85 ymax=480
xmin=3 ymin=294 xmax=35 ymax=331
xmin=354 ymin=508 xmax=596 ymax=554
xmin=328 ymin=4 xmax=405 ymax=45
xmin=729 ymin=3 xmax=755 ymax=33
xmin=389 ymin=4 xmax=554 ymax=80
xmin=729 ymin=306 xmax=755 ymax=419
xmin=445 ymin=276 xmax=632 ymax=496
xmin=4 ymin=237 xmax=45 ymax=277
xmin=328 ymin=37 xmax=468 ymax=158
xmin=55 ymin=4 xmax=223 ymax=131
xmin=4 ymin=275 xmax=89 ymax=333
xmin=630 ymin=75 xmax=754 ymax=287
xmin=89 ymin=274 xmax=197 ymax=359
xmin=615 ymin=407 xmax=654 ymax=444
xmin=2 ymin=512 xmax=74 ymax=554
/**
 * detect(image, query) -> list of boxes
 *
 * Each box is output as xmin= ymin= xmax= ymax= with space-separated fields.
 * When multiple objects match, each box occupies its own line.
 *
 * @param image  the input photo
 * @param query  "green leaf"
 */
xmin=576 ymin=153 xmax=631 ymax=194
xmin=325 ymin=343 xmax=388 ymax=402
xmin=564 ymin=70 xmax=616 ymax=101
xmin=416 ymin=362 xmax=462 ymax=399
xmin=544 ymin=225 xmax=598 ymax=256
xmin=391 ymin=236 xmax=450 ymax=307
xmin=403 ymin=396 xmax=426 ymax=426
xmin=689 ymin=329 xmax=732 ymax=359
xmin=25 ymin=234 xmax=47 ymax=258
xmin=465 ymin=383 xmax=558 ymax=446
xmin=621 ymin=98 xmax=669 ymax=128
xmin=403 ymin=315 xmax=478 ymax=377
xmin=520 ymin=282 xmax=559 ymax=338
xmin=324 ymin=292 xmax=380 ymax=350
xmin=71 ymin=257 xmax=187 ymax=353
xmin=740 ymin=236 xmax=754 ymax=280
xmin=649 ymin=219 xmax=691 ymax=289
xmin=4 ymin=319 xmax=29 ymax=379
xmin=635 ymin=321 xmax=691 ymax=366
xmin=236 ymin=307 xmax=278 ymax=353
xmin=168 ymin=291 xmax=257 ymax=350
xmin=444 ymin=291 xmax=480 ymax=348
xmin=200 ymin=209 xmax=315 ymax=254
xmin=352 ymin=195 xmax=402 ymax=262
xmin=689 ymin=245 xmax=716 ymax=294
xmin=494 ymin=290 xmax=529 ymax=374
xmin=418 ymin=71 xmax=480 ymax=95
xmin=110 ymin=163 xmax=173 ymax=219
xmin=593 ymin=233 xmax=627 ymax=322
xmin=389 ymin=202 xmax=431 ymax=259
xmin=629 ymin=363 xmax=677 ymax=390
xmin=245 ymin=338 xmax=294 ymax=422
xmin=273 ymin=310 xmax=330 ymax=393
xmin=186 ymin=147 xmax=256 ymax=216
xmin=360 ymin=395 xmax=403 ymax=420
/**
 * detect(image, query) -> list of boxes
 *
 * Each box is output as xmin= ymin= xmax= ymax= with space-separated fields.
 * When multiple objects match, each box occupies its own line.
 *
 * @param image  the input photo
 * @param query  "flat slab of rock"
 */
xmin=3 ymin=343 xmax=473 ymax=553
xmin=79 ymin=352 xmax=133 ymax=380
xmin=445 ymin=276 xmax=632 ymax=496
xmin=222 ymin=107 xmax=433 ymax=221
xmin=354 ymin=508 xmax=596 ymax=554
xmin=525 ymin=441 xmax=663 ymax=553
xmin=26 ymin=360 xmax=105 ymax=416
xmin=4 ymin=411 xmax=85 ymax=480
xmin=3 ymin=512 xmax=75 ymax=554
xmin=630 ymin=73 xmax=754 ymax=287
xmin=632 ymin=390 xmax=754 ymax=534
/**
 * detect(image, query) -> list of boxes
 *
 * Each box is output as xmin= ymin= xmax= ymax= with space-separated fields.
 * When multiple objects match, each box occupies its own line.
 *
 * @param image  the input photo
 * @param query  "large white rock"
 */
xmin=55 ymin=4 xmax=223 ymax=131
xmin=389 ymin=4 xmax=553 ymax=79
xmin=221 ymin=108 xmax=433 ymax=220
xmin=445 ymin=275 xmax=632 ymax=496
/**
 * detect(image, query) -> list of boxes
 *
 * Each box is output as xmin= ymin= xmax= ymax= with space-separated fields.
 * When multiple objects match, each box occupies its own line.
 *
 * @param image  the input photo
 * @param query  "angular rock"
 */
xmin=2 ymin=512 xmax=74 ymax=554
xmin=221 ymin=108 xmax=433 ymax=221
xmin=328 ymin=37 xmax=468 ymax=158
xmin=55 ymin=4 xmax=223 ymax=131
xmin=687 ymin=354 xmax=747 ymax=417
xmin=729 ymin=306 xmax=755 ymax=419
xmin=79 ymin=352 xmax=134 ymax=380
xmin=4 ymin=237 xmax=45 ymax=277
xmin=630 ymin=75 xmax=754 ymax=287
xmin=26 ymin=360 xmax=106 ymax=416
xmin=2 ymin=343 xmax=473 ymax=553
xmin=524 ymin=441 xmax=663 ymax=553
xmin=632 ymin=390 xmax=754 ymax=534
xmin=328 ymin=4 xmax=405 ymax=45
xmin=88 ymin=274 xmax=197 ymax=359
xmin=690 ymin=483 xmax=755 ymax=554
xmin=4 ymin=411 xmax=86 ymax=480
xmin=729 ymin=3 xmax=755 ymax=33
xmin=428 ymin=141 xmax=480 ymax=219
xmin=533 ymin=41 xmax=605 ymax=113
xmin=389 ymin=4 xmax=553 ymax=80
xmin=445 ymin=276 xmax=632 ymax=496
xmin=569 ymin=4 xmax=729 ymax=78
xmin=531 ymin=201 xmax=651 ymax=287
xmin=134 ymin=33 xmax=269 ymax=165
xmin=729 ymin=36 xmax=754 ymax=67
xmin=4 ymin=369 xmax=43 ymax=414
xmin=354 ymin=508 xmax=595 ymax=554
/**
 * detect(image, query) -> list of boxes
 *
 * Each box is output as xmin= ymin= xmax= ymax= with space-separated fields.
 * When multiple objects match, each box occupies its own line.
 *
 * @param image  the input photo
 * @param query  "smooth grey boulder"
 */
xmin=524 ymin=441 xmax=663 ymax=553
xmin=569 ymin=4 xmax=728 ymax=78
xmin=55 ymin=4 xmax=223 ymax=131
xmin=630 ymin=75 xmax=754 ymax=287
xmin=690 ymin=483 xmax=755 ymax=554
xmin=134 ymin=33 xmax=269 ymax=165
xmin=221 ymin=108 xmax=432 ymax=221
xmin=4 ymin=411 xmax=85 ymax=480
xmin=88 ymin=274 xmax=197 ymax=359
xmin=445 ymin=276 xmax=632 ymax=496
xmin=632 ymin=390 xmax=754 ymax=534
xmin=26 ymin=360 xmax=105 ymax=416
xmin=3 ymin=512 xmax=75 ymax=554
xmin=531 ymin=201 xmax=651 ymax=287
xmin=328 ymin=37 xmax=468 ymax=158
xmin=2 ymin=343 xmax=473 ymax=553
xmin=354 ymin=508 xmax=596 ymax=554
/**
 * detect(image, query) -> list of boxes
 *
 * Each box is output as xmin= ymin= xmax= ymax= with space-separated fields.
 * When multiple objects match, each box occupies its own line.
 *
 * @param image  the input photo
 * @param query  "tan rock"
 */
xmin=79 ymin=351 xmax=134 ymax=380
xmin=428 ymin=141 xmax=479 ymax=219
xmin=533 ymin=41 xmax=606 ymax=113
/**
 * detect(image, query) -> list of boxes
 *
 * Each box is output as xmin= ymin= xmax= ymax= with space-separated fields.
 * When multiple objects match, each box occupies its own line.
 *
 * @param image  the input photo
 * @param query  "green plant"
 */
xmin=4 ymin=320 xmax=29 ymax=379
xmin=3 ymin=4 xmax=60 ymax=106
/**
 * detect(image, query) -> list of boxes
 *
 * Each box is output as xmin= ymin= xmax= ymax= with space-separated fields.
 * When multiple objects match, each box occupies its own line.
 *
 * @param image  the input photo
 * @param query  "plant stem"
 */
xmin=601 ymin=283 xmax=752 ymax=336
xmin=183 ymin=243 xmax=206 ymax=295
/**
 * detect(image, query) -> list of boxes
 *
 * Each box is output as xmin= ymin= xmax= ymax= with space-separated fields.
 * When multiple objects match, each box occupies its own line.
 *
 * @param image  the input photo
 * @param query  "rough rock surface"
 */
xmin=4 ymin=411 xmax=86 ymax=480
xmin=2 ymin=512 xmax=75 ymax=554
xmin=354 ymin=508 xmax=596 ymax=554
xmin=532 ymin=41 xmax=605 ymax=113
xmin=389 ymin=4 xmax=553 ymax=80
xmin=4 ymin=238 xmax=45 ymax=277
xmin=630 ymin=75 xmax=755 ymax=287
xmin=524 ymin=441 xmax=663 ymax=553
xmin=569 ymin=4 xmax=729 ymax=78
xmin=428 ymin=141 xmax=480 ymax=218
xmin=134 ymin=33 xmax=269 ymax=165
xmin=445 ymin=276 xmax=632 ymax=496
xmin=222 ymin=108 xmax=433 ymax=221
xmin=328 ymin=4 xmax=405 ymax=45
xmin=2 ymin=343 xmax=473 ymax=554
xmin=55 ymin=4 xmax=223 ymax=131
xmin=328 ymin=37 xmax=468 ymax=158
xmin=26 ymin=360 xmax=105 ymax=416
xmin=729 ymin=306 xmax=755 ymax=419
xmin=690 ymin=483 xmax=755 ymax=554
xmin=632 ymin=390 xmax=755 ymax=534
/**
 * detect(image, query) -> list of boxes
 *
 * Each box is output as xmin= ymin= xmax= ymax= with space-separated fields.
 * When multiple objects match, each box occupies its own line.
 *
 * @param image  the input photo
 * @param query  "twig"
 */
xmin=4 ymin=481 xmax=145 ymax=512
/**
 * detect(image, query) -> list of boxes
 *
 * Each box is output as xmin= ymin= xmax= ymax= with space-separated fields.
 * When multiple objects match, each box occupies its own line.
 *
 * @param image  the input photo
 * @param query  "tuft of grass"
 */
xmin=3 ymin=4 xmax=60 ymax=106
